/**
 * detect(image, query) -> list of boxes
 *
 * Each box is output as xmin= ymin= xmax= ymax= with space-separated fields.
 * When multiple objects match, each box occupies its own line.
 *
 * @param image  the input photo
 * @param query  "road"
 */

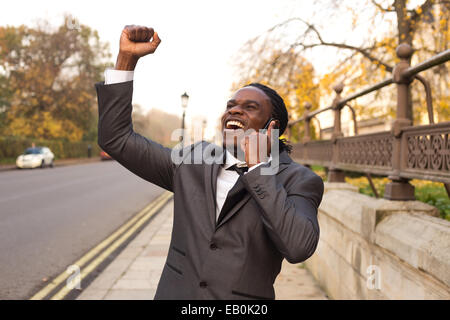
xmin=0 ymin=161 xmax=165 ymax=299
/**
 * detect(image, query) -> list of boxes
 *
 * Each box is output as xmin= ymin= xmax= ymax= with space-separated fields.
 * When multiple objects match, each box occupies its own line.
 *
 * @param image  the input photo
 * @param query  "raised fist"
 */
xmin=115 ymin=25 xmax=161 ymax=70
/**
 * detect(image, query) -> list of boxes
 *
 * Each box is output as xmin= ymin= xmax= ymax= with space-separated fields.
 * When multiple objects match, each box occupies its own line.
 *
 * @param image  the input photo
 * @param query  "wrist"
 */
xmin=247 ymin=157 xmax=269 ymax=168
xmin=115 ymin=51 xmax=139 ymax=71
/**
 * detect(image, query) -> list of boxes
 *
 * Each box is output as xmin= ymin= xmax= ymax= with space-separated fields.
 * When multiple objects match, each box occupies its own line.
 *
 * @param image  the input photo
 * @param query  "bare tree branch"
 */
xmin=264 ymin=17 xmax=394 ymax=72
xmin=290 ymin=39 xmax=393 ymax=72
xmin=411 ymin=0 xmax=436 ymax=23
xmin=370 ymin=0 xmax=396 ymax=12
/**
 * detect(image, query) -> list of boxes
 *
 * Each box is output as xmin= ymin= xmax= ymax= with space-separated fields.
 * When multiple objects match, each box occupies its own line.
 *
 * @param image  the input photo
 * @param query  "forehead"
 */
xmin=231 ymin=87 xmax=271 ymax=105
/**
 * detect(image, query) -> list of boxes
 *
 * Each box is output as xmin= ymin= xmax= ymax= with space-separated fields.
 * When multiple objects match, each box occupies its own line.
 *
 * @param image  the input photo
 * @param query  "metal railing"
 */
xmin=288 ymin=44 xmax=450 ymax=200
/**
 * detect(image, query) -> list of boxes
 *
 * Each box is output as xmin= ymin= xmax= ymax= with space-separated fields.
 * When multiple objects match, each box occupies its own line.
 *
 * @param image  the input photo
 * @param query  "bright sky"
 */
xmin=1 ymin=0 xmax=391 ymax=139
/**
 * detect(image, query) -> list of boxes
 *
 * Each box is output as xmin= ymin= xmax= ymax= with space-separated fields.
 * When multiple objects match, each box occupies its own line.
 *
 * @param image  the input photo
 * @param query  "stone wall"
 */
xmin=305 ymin=182 xmax=450 ymax=300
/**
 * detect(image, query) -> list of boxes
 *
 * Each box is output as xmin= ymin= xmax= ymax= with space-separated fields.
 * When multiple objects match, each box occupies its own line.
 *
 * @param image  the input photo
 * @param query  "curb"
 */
xmin=77 ymin=197 xmax=174 ymax=300
xmin=29 ymin=191 xmax=173 ymax=300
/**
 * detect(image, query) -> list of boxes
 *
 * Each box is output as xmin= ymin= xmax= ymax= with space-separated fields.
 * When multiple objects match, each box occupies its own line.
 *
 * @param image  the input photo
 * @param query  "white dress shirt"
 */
xmin=104 ymin=69 xmax=271 ymax=221
xmin=215 ymin=150 xmax=271 ymax=220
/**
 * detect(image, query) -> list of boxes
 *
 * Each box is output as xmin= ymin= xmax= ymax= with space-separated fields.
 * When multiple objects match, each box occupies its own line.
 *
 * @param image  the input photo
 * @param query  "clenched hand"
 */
xmin=115 ymin=25 xmax=161 ymax=71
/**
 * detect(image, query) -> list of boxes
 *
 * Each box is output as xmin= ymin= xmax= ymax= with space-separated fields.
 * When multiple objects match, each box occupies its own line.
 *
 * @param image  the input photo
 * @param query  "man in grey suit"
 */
xmin=96 ymin=25 xmax=324 ymax=300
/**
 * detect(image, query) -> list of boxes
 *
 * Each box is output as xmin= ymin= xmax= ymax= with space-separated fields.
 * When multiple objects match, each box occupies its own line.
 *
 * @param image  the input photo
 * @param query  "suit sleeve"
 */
xmin=241 ymin=165 xmax=324 ymax=263
xmin=96 ymin=80 xmax=176 ymax=191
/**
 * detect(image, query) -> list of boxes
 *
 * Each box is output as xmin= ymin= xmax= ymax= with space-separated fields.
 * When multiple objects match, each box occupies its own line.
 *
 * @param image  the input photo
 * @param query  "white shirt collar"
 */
xmin=223 ymin=150 xmax=272 ymax=169
xmin=223 ymin=150 xmax=245 ymax=169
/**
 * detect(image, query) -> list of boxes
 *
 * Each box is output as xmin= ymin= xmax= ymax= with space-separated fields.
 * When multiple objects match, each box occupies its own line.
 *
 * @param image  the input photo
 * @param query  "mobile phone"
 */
xmin=262 ymin=117 xmax=278 ymax=132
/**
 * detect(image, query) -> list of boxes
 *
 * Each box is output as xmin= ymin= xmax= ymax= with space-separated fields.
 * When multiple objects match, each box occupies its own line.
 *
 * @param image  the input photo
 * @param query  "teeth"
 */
xmin=226 ymin=120 xmax=244 ymax=129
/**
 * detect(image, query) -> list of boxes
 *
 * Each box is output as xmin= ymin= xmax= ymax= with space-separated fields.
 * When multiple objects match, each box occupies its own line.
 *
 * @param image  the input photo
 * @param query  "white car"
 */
xmin=16 ymin=147 xmax=55 ymax=169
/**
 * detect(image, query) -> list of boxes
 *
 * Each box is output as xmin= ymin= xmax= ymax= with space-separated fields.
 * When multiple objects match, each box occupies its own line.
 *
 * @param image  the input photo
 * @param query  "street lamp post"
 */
xmin=181 ymin=92 xmax=189 ymax=149
xmin=202 ymin=119 xmax=207 ymax=141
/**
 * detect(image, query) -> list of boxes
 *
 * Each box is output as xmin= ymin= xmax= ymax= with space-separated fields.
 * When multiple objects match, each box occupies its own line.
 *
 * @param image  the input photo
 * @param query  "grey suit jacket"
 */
xmin=96 ymin=80 xmax=324 ymax=300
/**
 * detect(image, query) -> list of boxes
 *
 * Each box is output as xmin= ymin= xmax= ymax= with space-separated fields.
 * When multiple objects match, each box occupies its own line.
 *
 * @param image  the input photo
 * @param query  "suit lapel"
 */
xmin=215 ymin=177 xmax=251 ymax=229
xmin=214 ymin=150 xmax=293 ymax=230
xmin=204 ymin=162 xmax=221 ymax=230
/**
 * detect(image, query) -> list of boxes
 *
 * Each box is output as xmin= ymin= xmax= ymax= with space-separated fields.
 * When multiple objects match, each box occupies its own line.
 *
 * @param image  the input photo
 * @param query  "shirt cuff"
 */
xmin=246 ymin=161 xmax=269 ymax=173
xmin=104 ymin=69 xmax=134 ymax=85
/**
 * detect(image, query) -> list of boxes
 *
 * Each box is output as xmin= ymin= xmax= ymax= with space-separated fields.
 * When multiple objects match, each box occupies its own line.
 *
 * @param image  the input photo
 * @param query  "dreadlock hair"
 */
xmin=245 ymin=83 xmax=292 ymax=154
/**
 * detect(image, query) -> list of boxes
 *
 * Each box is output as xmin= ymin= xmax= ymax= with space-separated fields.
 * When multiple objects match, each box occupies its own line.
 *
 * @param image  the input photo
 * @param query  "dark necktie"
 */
xmin=226 ymin=163 xmax=248 ymax=176
xmin=218 ymin=165 xmax=248 ymax=224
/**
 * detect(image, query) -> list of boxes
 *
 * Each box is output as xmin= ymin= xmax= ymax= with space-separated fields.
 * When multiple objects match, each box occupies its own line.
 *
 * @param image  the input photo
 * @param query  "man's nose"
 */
xmin=228 ymin=105 xmax=243 ymax=115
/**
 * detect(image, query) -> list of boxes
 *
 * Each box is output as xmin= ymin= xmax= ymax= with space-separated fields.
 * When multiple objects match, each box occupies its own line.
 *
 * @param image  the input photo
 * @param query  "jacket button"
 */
xmin=210 ymin=243 xmax=218 ymax=250
xmin=199 ymin=281 xmax=208 ymax=288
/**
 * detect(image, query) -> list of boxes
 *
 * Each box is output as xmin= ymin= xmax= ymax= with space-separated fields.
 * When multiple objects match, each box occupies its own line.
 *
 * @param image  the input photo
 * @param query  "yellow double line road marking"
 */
xmin=30 ymin=191 xmax=173 ymax=300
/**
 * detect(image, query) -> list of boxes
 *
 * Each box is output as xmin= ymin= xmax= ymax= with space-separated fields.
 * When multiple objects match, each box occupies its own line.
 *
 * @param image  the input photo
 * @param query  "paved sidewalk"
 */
xmin=77 ymin=200 xmax=328 ymax=300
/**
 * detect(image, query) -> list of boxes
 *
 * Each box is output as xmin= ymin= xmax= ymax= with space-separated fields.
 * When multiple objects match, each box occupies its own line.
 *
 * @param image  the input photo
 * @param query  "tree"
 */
xmin=234 ymin=0 xmax=449 ymax=125
xmin=0 ymin=16 xmax=112 ymax=141
xmin=132 ymin=104 xmax=181 ymax=147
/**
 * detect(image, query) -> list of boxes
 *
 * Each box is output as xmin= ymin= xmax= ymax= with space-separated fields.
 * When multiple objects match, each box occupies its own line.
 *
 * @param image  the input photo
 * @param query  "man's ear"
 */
xmin=272 ymin=119 xmax=280 ymax=129
xmin=267 ymin=119 xmax=280 ymax=137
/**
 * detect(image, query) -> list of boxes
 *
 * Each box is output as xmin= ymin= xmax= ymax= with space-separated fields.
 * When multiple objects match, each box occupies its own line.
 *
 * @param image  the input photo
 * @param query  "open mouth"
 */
xmin=225 ymin=120 xmax=245 ymax=130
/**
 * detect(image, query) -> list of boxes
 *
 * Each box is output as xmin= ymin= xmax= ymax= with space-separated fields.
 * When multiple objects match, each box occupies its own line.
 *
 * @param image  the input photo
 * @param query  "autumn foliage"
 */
xmin=233 ymin=0 xmax=449 ymax=129
xmin=0 ymin=16 xmax=112 ymax=142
